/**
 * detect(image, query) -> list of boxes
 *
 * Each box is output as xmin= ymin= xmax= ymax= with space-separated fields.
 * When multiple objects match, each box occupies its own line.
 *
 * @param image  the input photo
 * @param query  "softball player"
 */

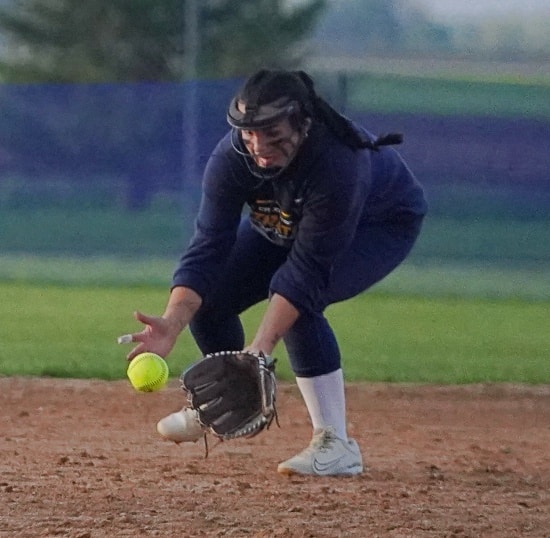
xmin=123 ymin=69 xmax=427 ymax=476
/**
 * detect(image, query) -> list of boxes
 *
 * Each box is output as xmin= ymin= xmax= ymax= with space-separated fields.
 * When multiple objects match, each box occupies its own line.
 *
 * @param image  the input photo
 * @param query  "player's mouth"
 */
xmin=253 ymin=154 xmax=281 ymax=168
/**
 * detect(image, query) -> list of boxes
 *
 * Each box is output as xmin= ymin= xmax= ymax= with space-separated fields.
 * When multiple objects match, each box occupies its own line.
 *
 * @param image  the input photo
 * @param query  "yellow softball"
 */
xmin=127 ymin=352 xmax=169 ymax=392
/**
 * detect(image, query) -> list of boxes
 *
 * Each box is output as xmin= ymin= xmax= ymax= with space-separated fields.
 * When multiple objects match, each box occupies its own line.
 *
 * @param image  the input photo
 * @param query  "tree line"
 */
xmin=0 ymin=0 xmax=505 ymax=83
xmin=0 ymin=0 xmax=326 ymax=82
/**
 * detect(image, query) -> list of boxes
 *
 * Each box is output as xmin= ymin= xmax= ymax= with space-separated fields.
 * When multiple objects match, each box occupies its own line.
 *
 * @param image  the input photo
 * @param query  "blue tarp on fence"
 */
xmin=0 ymin=79 xmax=548 ymax=267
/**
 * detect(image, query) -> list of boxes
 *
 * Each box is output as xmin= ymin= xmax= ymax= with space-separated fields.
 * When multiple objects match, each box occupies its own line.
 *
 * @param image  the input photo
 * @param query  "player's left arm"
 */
xmin=248 ymin=158 xmax=365 ymax=355
xmin=269 ymin=155 xmax=366 ymax=315
xmin=247 ymin=293 xmax=299 ymax=356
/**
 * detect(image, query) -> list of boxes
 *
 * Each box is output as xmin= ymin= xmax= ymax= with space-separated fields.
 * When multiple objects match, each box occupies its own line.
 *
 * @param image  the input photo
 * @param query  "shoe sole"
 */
xmin=277 ymin=465 xmax=363 ymax=477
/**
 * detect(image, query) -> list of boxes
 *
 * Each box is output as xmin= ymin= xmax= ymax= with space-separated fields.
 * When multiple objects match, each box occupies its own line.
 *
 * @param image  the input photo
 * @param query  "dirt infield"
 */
xmin=1 ymin=377 xmax=549 ymax=538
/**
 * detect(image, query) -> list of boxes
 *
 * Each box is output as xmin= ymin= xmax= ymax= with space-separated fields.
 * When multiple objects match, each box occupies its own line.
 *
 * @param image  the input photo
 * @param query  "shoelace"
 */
xmin=309 ymin=429 xmax=337 ymax=452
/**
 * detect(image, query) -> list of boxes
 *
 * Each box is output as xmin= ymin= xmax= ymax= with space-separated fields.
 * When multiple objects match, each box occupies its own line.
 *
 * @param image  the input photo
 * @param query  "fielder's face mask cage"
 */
xmin=227 ymin=70 xmax=314 ymax=180
xmin=226 ymin=69 xmax=313 ymax=130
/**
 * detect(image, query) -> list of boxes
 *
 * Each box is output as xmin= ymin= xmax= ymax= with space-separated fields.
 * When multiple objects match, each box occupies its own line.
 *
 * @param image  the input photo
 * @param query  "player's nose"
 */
xmin=247 ymin=132 xmax=272 ymax=154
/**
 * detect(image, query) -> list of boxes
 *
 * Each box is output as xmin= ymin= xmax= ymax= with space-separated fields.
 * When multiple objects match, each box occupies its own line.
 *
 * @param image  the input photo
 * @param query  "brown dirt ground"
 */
xmin=1 ymin=377 xmax=549 ymax=538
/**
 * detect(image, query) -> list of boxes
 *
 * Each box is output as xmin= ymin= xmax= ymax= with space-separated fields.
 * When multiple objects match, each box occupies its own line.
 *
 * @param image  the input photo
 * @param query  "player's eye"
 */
xmin=242 ymin=128 xmax=283 ymax=140
xmin=264 ymin=128 xmax=282 ymax=139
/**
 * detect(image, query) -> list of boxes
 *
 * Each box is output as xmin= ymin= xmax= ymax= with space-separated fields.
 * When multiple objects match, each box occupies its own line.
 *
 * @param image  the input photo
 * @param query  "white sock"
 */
xmin=296 ymin=368 xmax=348 ymax=441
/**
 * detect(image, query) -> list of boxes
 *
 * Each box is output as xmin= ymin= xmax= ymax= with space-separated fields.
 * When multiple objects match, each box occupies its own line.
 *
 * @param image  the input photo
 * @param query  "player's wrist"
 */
xmin=246 ymin=341 xmax=276 ymax=357
xmin=162 ymin=314 xmax=187 ymax=337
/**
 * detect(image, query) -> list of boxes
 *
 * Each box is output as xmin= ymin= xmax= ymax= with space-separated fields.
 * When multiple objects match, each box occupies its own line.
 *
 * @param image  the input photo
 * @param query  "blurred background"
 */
xmin=0 ymin=0 xmax=548 ymax=299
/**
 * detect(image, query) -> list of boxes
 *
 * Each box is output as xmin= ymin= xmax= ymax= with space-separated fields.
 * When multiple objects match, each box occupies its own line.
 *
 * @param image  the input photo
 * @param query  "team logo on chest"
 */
xmin=249 ymin=199 xmax=297 ymax=241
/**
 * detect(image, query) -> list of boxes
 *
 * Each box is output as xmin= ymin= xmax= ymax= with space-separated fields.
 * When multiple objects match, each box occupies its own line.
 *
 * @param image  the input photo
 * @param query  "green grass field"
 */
xmin=1 ymin=274 xmax=548 ymax=384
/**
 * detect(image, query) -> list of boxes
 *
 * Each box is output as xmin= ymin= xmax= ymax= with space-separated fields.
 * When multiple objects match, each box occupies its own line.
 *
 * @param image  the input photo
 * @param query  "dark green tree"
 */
xmin=202 ymin=0 xmax=326 ymax=76
xmin=0 ymin=0 xmax=326 ymax=82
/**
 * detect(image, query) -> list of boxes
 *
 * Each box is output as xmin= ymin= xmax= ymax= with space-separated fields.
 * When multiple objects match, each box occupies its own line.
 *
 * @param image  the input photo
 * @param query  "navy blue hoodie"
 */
xmin=172 ymin=121 xmax=427 ymax=313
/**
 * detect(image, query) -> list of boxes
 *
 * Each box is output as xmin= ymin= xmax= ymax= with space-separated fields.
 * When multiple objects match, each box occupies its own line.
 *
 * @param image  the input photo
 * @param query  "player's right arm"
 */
xmin=121 ymin=135 xmax=246 ymax=361
xmin=125 ymin=286 xmax=202 ymax=361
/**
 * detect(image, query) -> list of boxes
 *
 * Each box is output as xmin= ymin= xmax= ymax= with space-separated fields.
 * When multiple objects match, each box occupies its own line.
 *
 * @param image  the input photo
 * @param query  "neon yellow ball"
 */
xmin=127 ymin=353 xmax=169 ymax=392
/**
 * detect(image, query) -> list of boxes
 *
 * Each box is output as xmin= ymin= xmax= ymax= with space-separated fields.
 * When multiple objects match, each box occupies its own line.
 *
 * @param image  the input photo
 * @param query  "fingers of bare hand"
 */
xmin=126 ymin=345 xmax=144 ymax=361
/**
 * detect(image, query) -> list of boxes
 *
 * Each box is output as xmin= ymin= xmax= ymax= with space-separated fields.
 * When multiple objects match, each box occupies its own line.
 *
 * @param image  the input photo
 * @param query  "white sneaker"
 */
xmin=156 ymin=407 xmax=204 ymax=443
xmin=277 ymin=427 xmax=363 ymax=476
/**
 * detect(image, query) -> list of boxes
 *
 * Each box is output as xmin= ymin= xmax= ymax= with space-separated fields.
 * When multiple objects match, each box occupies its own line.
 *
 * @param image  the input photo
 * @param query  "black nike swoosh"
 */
xmin=312 ymin=456 xmax=344 ymax=474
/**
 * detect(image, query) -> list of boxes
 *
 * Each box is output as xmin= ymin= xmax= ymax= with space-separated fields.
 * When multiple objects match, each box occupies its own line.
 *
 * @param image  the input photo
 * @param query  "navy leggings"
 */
xmin=189 ymin=215 xmax=423 ymax=377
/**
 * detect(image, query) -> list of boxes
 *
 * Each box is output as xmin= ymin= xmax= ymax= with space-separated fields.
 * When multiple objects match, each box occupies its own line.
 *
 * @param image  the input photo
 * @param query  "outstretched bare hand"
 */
xmin=119 ymin=311 xmax=180 ymax=361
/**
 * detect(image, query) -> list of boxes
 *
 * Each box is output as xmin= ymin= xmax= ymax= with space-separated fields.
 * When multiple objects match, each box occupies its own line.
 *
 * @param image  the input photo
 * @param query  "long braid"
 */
xmin=293 ymin=71 xmax=403 ymax=151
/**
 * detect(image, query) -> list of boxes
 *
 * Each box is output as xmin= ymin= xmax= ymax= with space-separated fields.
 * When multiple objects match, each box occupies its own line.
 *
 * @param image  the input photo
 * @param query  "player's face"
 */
xmin=240 ymin=119 xmax=303 ymax=169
